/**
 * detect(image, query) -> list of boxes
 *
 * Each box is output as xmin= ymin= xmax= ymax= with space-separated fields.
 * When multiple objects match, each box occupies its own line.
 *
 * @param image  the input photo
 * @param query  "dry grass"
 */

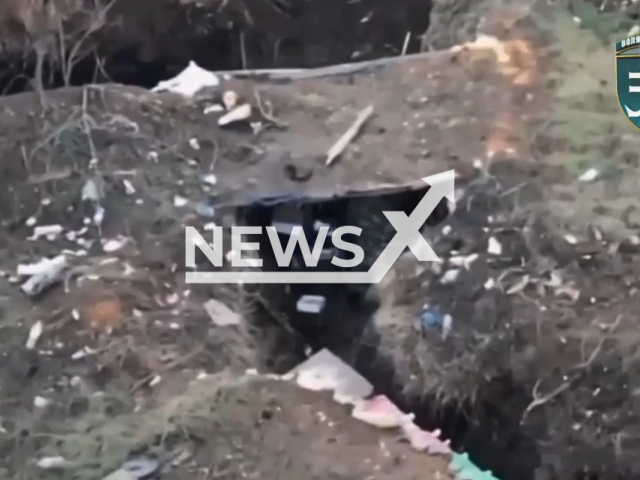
xmin=370 ymin=192 xmax=640 ymax=477
xmin=31 ymin=372 xmax=262 ymax=480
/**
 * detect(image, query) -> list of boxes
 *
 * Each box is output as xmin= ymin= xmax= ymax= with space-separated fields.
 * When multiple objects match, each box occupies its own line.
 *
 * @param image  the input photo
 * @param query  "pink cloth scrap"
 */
xmin=400 ymin=417 xmax=451 ymax=455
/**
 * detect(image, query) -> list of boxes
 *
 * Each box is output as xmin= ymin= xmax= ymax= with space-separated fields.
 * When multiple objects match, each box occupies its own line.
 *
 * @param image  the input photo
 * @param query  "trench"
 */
xmin=240 ymin=187 xmax=541 ymax=480
xmin=0 ymin=1 xmax=542 ymax=479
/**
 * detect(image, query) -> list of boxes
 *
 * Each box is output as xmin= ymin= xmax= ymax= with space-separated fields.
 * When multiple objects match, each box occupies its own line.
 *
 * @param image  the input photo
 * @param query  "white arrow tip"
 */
xmin=421 ymin=170 xmax=455 ymax=202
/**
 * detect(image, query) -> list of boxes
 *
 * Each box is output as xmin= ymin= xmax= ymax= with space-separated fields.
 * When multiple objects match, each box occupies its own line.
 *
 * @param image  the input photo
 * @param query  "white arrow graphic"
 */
xmin=186 ymin=170 xmax=454 ymax=284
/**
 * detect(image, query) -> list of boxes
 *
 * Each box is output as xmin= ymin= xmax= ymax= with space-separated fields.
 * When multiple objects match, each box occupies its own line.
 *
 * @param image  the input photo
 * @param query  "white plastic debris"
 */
xmin=487 ymin=236 xmax=502 ymax=255
xmin=18 ymin=258 xmax=57 ymax=277
xmin=202 ymin=173 xmax=218 ymax=186
xmin=102 ymin=238 xmax=128 ymax=253
xmin=26 ymin=320 xmax=44 ymax=350
xmin=204 ymin=104 xmax=224 ymax=114
xmin=151 ymin=61 xmax=220 ymax=98
xmin=81 ymin=179 xmax=101 ymax=201
xmin=122 ymin=179 xmax=136 ymax=195
xmin=25 ymin=216 xmax=37 ymax=227
xmin=296 ymin=295 xmax=326 ymax=314
xmin=36 ymin=456 xmax=69 ymax=469
xmin=203 ymin=298 xmax=242 ymax=326
xmin=29 ymin=225 xmax=63 ymax=240
xmin=218 ymin=103 xmax=252 ymax=126
xmin=287 ymin=348 xmax=373 ymax=401
xmin=189 ymin=138 xmax=200 ymax=150
xmin=442 ymin=314 xmax=453 ymax=339
xmin=71 ymin=346 xmax=97 ymax=360
xmin=579 ymin=168 xmax=599 ymax=182
xmin=484 ymin=277 xmax=496 ymax=289
xmin=440 ymin=269 xmax=460 ymax=284
xmin=20 ymin=255 xmax=68 ymax=297
xmin=506 ymin=275 xmax=531 ymax=295
xmin=351 ymin=395 xmax=409 ymax=428
xmin=34 ymin=396 xmax=51 ymax=408
xmin=93 ymin=205 xmax=105 ymax=227
xmin=148 ymin=375 xmax=161 ymax=387
xmin=449 ymin=253 xmax=478 ymax=270
xmin=564 ymin=234 xmax=578 ymax=245
xmin=174 ymin=195 xmax=188 ymax=207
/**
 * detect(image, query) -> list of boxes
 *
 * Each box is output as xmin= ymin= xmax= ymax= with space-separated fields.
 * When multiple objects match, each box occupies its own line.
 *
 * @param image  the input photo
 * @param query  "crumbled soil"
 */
xmin=0 ymin=1 xmax=640 ymax=480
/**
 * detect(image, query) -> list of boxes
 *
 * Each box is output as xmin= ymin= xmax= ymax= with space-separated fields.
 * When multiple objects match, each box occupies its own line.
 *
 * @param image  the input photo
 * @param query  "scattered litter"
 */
xmin=174 ymin=195 xmax=189 ymax=207
xmin=440 ymin=269 xmax=461 ymax=284
xmin=93 ymin=205 xmax=106 ymax=227
xmin=122 ymin=179 xmax=136 ymax=195
xmin=151 ymin=60 xmax=220 ymax=97
xmin=195 ymin=201 xmax=216 ymax=217
xmin=171 ymin=449 xmax=192 ymax=467
xmin=400 ymin=418 xmax=451 ymax=454
xmin=189 ymin=138 xmax=200 ymax=150
xmin=202 ymin=173 xmax=218 ymax=186
xmin=25 ymin=216 xmax=37 ymax=227
xmin=81 ymin=179 xmax=102 ymax=202
xmin=33 ymin=395 xmax=51 ymax=408
xmin=21 ymin=255 xmax=68 ymax=296
xmin=26 ymin=321 xmax=43 ymax=349
xmin=29 ymin=224 xmax=63 ymax=240
xmin=420 ymin=306 xmax=444 ymax=330
xmin=36 ymin=456 xmax=69 ymax=469
xmin=296 ymin=295 xmax=326 ymax=314
xmin=351 ymin=395 xmax=409 ymax=428
xmin=149 ymin=375 xmax=161 ymax=387
xmin=18 ymin=258 xmax=59 ymax=277
xmin=564 ymin=234 xmax=578 ymax=245
xmin=506 ymin=275 xmax=530 ymax=295
xmin=288 ymin=348 xmax=373 ymax=401
xmin=218 ymin=103 xmax=252 ymax=126
xmin=484 ymin=277 xmax=496 ymax=289
xmin=487 ymin=237 xmax=502 ymax=255
xmin=71 ymin=346 xmax=97 ymax=359
xmin=449 ymin=253 xmax=478 ymax=269
xmin=204 ymin=298 xmax=242 ymax=326
xmin=204 ymin=104 xmax=224 ymax=114
xmin=579 ymin=168 xmax=599 ymax=182
xmin=121 ymin=457 xmax=159 ymax=478
xmin=102 ymin=237 xmax=128 ymax=253
xmin=326 ymin=104 xmax=374 ymax=166
xmin=442 ymin=314 xmax=453 ymax=339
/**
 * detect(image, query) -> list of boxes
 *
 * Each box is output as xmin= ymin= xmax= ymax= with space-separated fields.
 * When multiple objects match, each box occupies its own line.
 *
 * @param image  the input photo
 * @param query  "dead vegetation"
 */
xmin=371 ymin=176 xmax=640 ymax=478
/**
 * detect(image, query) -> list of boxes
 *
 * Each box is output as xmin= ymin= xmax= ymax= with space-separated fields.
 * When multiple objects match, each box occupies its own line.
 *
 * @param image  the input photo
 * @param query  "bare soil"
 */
xmin=0 ymin=1 xmax=639 ymax=480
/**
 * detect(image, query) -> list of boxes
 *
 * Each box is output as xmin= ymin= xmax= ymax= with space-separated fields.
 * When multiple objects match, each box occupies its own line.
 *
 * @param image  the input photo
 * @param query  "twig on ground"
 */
xmin=129 ymin=345 xmax=204 ymax=394
xmin=326 ymin=104 xmax=374 ymax=166
xmin=81 ymin=86 xmax=99 ymax=161
xmin=253 ymin=89 xmax=287 ymax=128
xmin=521 ymin=379 xmax=571 ymax=424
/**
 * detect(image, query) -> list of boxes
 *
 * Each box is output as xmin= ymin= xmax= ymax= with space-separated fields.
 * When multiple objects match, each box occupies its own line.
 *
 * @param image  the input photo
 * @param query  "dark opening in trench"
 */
xmin=0 ymin=0 xmax=431 ymax=95
xmin=238 ymin=188 xmax=541 ymax=480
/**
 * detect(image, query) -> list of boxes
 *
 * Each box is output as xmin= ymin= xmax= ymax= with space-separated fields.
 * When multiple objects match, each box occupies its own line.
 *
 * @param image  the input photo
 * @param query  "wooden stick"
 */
xmin=326 ymin=105 xmax=374 ymax=166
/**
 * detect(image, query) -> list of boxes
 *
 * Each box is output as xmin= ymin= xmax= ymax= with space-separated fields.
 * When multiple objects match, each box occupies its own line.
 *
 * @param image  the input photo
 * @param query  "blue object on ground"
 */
xmin=420 ymin=306 xmax=444 ymax=329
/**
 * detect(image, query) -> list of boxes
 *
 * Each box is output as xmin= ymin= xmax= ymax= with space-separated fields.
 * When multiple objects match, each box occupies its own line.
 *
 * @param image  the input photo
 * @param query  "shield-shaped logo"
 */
xmin=617 ymin=36 xmax=640 ymax=130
